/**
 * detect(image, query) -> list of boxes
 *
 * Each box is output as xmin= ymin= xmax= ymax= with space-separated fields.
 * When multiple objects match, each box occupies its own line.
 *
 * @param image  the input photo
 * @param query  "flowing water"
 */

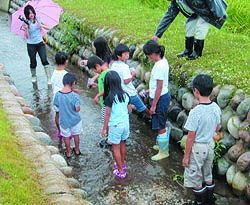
xmin=0 ymin=11 xmax=249 ymax=205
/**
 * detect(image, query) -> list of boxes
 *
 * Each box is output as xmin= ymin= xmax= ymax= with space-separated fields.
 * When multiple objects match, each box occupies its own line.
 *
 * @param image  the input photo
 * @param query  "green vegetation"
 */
xmin=54 ymin=0 xmax=250 ymax=94
xmin=0 ymin=102 xmax=49 ymax=204
xmin=213 ymin=141 xmax=226 ymax=168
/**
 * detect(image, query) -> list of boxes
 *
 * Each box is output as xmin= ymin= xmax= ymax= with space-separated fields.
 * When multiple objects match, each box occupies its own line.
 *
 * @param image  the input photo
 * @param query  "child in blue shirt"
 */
xmin=53 ymin=73 xmax=82 ymax=158
xmin=101 ymin=70 xmax=132 ymax=178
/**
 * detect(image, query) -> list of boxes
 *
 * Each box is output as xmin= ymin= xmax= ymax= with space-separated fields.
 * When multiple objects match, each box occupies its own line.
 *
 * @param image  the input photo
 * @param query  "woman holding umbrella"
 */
xmin=23 ymin=5 xmax=51 ymax=84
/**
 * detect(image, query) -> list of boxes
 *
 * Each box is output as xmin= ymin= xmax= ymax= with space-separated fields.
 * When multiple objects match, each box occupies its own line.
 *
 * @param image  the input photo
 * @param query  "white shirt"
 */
xmin=149 ymin=57 xmax=169 ymax=98
xmin=51 ymin=69 xmax=68 ymax=96
xmin=111 ymin=61 xmax=137 ymax=96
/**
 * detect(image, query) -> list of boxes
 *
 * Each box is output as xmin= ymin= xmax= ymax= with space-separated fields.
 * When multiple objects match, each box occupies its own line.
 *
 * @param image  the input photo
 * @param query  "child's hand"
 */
xmin=182 ymin=156 xmax=189 ymax=168
xmin=150 ymin=105 xmax=156 ymax=115
xmin=93 ymin=96 xmax=100 ymax=105
xmin=102 ymin=129 xmax=107 ymax=138
xmin=91 ymin=82 xmax=98 ymax=89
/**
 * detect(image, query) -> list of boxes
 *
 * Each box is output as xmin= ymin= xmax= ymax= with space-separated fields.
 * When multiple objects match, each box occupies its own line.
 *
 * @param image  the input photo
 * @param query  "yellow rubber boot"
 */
xmin=151 ymin=137 xmax=169 ymax=161
xmin=153 ymin=136 xmax=159 ymax=150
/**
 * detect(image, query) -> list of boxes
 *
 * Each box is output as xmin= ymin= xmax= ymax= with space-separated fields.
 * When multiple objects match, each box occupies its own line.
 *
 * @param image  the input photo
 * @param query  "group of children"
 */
xmin=49 ymin=36 xmax=220 ymax=205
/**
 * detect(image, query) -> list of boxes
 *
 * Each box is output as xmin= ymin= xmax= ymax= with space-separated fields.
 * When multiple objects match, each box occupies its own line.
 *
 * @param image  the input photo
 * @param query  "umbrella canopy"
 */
xmin=10 ymin=0 xmax=63 ymax=39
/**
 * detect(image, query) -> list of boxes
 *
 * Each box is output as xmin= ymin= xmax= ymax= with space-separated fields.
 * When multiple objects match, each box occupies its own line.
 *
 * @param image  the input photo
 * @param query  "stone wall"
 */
xmin=9 ymin=0 xmax=250 ymax=201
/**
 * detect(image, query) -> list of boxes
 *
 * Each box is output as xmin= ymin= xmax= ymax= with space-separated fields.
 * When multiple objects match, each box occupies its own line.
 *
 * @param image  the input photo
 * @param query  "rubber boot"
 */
xmin=44 ymin=65 xmax=51 ymax=85
xmin=177 ymin=36 xmax=194 ymax=57
xmin=206 ymin=183 xmax=216 ymax=205
xmin=151 ymin=136 xmax=169 ymax=161
xmin=183 ymin=186 xmax=207 ymax=205
xmin=153 ymin=135 xmax=159 ymax=150
xmin=186 ymin=39 xmax=204 ymax=60
xmin=31 ymin=69 xmax=37 ymax=83
xmin=153 ymin=122 xmax=172 ymax=151
xmin=193 ymin=186 xmax=207 ymax=205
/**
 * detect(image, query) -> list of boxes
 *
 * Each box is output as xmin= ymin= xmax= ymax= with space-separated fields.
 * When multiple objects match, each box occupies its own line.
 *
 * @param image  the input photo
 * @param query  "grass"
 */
xmin=0 ymin=101 xmax=49 ymax=204
xmin=54 ymin=0 xmax=250 ymax=94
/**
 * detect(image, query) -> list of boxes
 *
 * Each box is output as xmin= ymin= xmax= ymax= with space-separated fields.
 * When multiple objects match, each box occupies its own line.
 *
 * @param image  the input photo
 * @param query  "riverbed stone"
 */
xmin=239 ymin=121 xmax=250 ymax=147
xmin=25 ymin=115 xmax=42 ymax=127
xmin=66 ymin=177 xmax=81 ymax=188
xmin=227 ymin=116 xmax=241 ymax=139
xmin=15 ymin=96 xmax=29 ymax=107
xmin=232 ymin=171 xmax=248 ymax=197
xmin=46 ymin=145 xmax=60 ymax=155
xmin=221 ymin=106 xmax=235 ymax=131
xmin=177 ymin=87 xmax=188 ymax=104
xmin=226 ymin=164 xmax=237 ymax=186
xmin=228 ymin=143 xmax=245 ymax=162
xmin=236 ymin=98 xmax=250 ymax=121
xmin=182 ymin=92 xmax=195 ymax=111
xmin=217 ymin=85 xmax=235 ymax=109
xmin=33 ymin=125 xmax=45 ymax=132
xmin=35 ymin=132 xmax=54 ymax=146
xmin=217 ymin=154 xmax=231 ymax=176
xmin=210 ymin=84 xmax=221 ymax=102
xmin=220 ymin=131 xmax=236 ymax=149
xmin=60 ymin=166 xmax=73 ymax=178
xmin=236 ymin=151 xmax=250 ymax=172
xmin=51 ymin=154 xmax=68 ymax=168
xmin=71 ymin=188 xmax=88 ymax=199
xmin=22 ymin=106 xmax=34 ymax=115
xmin=170 ymin=126 xmax=184 ymax=142
xmin=176 ymin=109 xmax=188 ymax=128
xmin=246 ymin=183 xmax=250 ymax=201
xmin=168 ymin=104 xmax=183 ymax=122
xmin=231 ymin=89 xmax=245 ymax=110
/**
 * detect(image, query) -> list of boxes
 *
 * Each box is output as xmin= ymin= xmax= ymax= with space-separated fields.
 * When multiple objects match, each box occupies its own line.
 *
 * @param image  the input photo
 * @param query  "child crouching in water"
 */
xmin=101 ymin=70 xmax=132 ymax=178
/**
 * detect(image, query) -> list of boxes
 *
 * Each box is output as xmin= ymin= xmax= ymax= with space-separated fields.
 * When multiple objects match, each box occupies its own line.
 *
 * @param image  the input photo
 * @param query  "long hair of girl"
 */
xmin=103 ymin=71 xmax=126 ymax=104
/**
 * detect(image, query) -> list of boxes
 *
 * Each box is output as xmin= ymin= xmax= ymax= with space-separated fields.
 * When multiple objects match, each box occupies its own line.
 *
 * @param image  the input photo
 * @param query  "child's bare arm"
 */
xmin=75 ymin=106 xmax=80 ymax=112
xmin=102 ymin=107 xmax=111 ymax=138
xmin=72 ymin=88 xmax=82 ymax=95
xmin=128 ymin=104 xmax=132 ymax=114
xmin=182 ymin=131 xmax=196 ymax=168
xmin=94 ymin=90 xmax=104 ymax=105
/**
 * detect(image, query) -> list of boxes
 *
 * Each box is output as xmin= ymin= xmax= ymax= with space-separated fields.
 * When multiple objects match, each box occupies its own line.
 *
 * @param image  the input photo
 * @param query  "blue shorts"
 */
xmin=150 ymin=92 xmax=171 ymax=130
xmin=108 ymin=121 xmax=130 ymax=144
xmin=130 ymin=94 xmax=146 ymax=112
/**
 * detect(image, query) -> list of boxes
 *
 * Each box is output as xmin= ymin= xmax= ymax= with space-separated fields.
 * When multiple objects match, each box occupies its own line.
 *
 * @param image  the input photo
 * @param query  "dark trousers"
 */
xmin=27 ymin=41 xmax=49 ymax=69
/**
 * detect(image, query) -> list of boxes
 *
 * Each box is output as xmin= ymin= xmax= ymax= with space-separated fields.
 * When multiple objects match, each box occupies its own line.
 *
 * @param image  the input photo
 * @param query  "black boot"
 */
xmin=182 ymin=186 xmax=207 ymax=205
xmin=206 ymin=183 xmax=216 ymax=205
xmin=186 ymin=39 xmax=204 ymax=60
xmin=193 ymin=186 xmax=207 ymax=205
xmin=177 ymin=36 xmax=194 ymax=57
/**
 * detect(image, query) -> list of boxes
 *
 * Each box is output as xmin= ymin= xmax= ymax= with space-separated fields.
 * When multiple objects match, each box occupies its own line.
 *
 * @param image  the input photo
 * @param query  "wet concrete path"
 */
xmin=0 ymin=11 xmax=248 ymax=205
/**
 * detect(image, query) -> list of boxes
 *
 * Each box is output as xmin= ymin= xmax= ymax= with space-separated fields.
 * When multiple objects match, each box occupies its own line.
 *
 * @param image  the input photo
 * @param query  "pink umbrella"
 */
xmin=10 ymin=0 xmax=63 ymax=39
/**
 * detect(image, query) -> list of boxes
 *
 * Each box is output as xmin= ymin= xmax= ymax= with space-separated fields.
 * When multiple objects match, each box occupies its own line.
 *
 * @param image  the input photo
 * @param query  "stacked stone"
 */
xmin=0 ymin=64 xmax=90 ymax=205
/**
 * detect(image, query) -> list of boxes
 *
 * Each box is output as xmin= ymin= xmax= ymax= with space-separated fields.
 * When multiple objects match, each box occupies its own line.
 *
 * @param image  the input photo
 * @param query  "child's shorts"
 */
xmin=150 ymin=92 xmax=171 ymax=130
xmin=108 ymin=121 xmax=130 ymax=144
xmin=60 ymin=120 xmax=83 ymax=138
xmin=130 ymin=94 xmax=146 ymax=113
xmin=184 ymin=140 xmax=214 ymax=188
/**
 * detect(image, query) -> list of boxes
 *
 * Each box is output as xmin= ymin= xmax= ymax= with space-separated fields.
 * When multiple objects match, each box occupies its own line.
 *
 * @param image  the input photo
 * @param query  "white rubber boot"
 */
xmin=44 ymin=65 xmax=51 ymax=85
xmin=31 ymin=69 xmax=37 ymax=83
